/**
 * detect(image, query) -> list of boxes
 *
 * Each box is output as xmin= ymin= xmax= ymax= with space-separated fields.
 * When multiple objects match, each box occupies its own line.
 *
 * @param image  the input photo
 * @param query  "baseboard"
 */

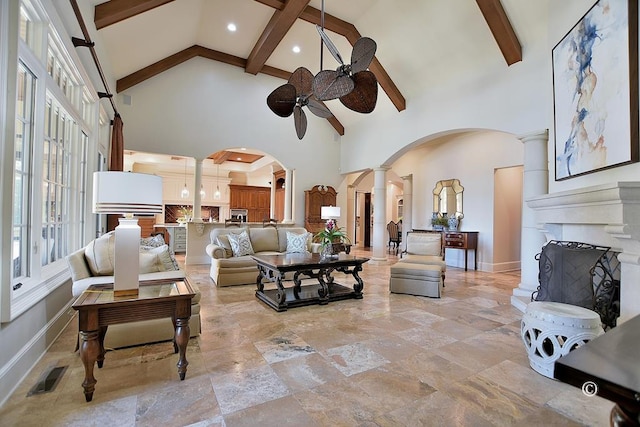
xmin=0 ymin=301 xmax=75 ymax=407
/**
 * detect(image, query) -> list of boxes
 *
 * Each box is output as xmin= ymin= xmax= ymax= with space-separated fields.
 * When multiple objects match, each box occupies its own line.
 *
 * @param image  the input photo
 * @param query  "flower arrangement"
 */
xmin=431 ymin=213 xmax=449 ymax=228
xmin=177 ymin=206 xmax=193 ymax=223
xmin=314 ymin=219 xmax=350 ymax=246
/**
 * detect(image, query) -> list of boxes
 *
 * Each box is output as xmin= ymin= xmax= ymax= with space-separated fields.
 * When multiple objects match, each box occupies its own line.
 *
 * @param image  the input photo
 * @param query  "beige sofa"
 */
xmin=205 ymin=226 xmax=320 ymax=286
xmin=66 ymin=232 xmax=201 ymax=348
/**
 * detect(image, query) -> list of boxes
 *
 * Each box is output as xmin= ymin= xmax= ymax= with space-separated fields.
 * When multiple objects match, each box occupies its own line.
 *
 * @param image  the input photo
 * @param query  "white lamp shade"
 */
xmin=93 ymin=172 xmax=163 ymax=214
xmin=321 ymin=206 xmax=341 ymax=219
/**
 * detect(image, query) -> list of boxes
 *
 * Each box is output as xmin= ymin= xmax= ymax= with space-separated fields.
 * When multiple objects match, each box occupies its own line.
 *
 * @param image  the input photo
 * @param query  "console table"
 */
xmin=444 ymin=231 xmax=478 ymax=271
xmin=253 ymin=253 xmax=369 ymax=311
xmin=72 ymin=279 xmax=195 ymax=402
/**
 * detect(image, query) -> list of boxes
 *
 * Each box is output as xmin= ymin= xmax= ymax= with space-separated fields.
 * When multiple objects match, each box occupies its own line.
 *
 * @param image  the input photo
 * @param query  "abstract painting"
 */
xmin=553 ymin=0 xmax=638 ymax=180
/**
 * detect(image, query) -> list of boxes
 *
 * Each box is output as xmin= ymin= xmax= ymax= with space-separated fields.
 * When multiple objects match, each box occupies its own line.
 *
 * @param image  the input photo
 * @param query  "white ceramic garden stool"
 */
xmin=521 ymin=301 xmax=604 ymax=379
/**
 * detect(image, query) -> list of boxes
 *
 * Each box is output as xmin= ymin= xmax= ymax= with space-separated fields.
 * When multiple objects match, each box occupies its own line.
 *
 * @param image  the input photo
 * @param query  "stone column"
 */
xmin=193 ymin=158 xmax=204 ymax=222
xmin=284 ymin=168 xmax=293 ymax=224
xmin=511 ymin=130 xmax=549 ymax=311
xmin=401 ymin=174 xmax=413 ymax=252
xmin=371 ymin=166 xmax=390 ymax=263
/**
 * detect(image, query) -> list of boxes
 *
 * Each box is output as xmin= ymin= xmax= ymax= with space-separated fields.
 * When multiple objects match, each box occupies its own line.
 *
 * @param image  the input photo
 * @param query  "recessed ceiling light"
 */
xmin=237 ymin=157 xmax=242 ymax=161
xmin=227 ymin=23 xmax=237 ymax=32
xmin=240 ymin=147 xmax=247 ymax=151
xmin=292 ymin=45 xmax=301 ymax=53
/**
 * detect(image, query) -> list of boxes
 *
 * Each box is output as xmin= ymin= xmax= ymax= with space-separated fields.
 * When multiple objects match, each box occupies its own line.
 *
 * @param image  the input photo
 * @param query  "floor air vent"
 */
xmin=27 ymin=365 xmax=67 ymax=396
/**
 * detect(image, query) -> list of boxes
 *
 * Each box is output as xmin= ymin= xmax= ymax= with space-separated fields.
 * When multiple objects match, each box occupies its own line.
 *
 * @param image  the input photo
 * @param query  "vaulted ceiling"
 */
xmin=89 ymin=0 xmax=522 ymax=136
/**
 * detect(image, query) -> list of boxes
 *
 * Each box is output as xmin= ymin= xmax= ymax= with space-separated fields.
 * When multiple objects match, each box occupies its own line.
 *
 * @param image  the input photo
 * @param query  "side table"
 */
xmin=72 ymin=279 xmax=195 ymax=402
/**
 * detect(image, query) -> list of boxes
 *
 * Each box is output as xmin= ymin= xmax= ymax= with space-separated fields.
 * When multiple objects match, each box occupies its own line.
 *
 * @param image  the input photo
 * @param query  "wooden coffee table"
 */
xmin=252 ymin=253 xmax=369 ymax=311
xmin=72 ymin=278 xmax=195 ymax=402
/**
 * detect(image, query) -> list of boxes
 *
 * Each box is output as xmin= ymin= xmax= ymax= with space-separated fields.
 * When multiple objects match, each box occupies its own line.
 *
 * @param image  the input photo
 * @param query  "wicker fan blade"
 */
xmin=316 ymin=25 xmax=344 ymax=64
xmin=351 ymin=37 xmax=377 ymax=73
xmin=288 ymin=67 xmax=314 ymax=97
xmin=267 ymin=84 xmax=296 ymax=117
xmin=293 ymin=105 xmax=307 ymax=140
xmin=313 ymin=70 xmax=355 ymax=101
xmin=339 ymin=71 xmax=378 ymax=114
xmin=306 ymin=97 xmax=332 ymax=118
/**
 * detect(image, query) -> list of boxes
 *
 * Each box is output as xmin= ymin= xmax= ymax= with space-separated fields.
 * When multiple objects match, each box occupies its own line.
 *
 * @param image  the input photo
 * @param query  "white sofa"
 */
xmin=66 ymin=232 xmax=201 ymax=348
xmin=205 ymin=226 xmax=320 ymax=287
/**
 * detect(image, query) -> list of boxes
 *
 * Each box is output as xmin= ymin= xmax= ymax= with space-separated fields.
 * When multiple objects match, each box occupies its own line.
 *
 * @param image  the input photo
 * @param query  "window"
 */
xmin=41 ymin=98 xmax=75 ymax=266
xmin=12 ymin=62 xmax=36 ymax=281
xmin=5 ymin=0 xmax=97 ymax=319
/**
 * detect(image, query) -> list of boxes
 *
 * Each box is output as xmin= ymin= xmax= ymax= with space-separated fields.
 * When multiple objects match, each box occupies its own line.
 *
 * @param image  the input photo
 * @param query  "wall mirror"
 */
xmin=433 ymin=179 xmax=464 ymax=218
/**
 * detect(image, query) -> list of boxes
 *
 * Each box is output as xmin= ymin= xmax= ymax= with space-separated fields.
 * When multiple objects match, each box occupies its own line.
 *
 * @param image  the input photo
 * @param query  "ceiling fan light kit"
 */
xmin=266 ymin=4 xmax=379 ymax=139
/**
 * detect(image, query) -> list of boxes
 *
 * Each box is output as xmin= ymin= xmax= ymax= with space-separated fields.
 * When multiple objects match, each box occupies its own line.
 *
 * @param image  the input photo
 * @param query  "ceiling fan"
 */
xmin=266 ymin=67 xmax=332 ymax=139
xmin=313 ymin=26 xmax=378 ymax=114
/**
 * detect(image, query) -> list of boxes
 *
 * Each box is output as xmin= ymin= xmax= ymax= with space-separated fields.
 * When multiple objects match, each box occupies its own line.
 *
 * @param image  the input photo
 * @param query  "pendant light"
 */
xmin=200 ymin=185 xmax=206 ymax=198
xmin=180 ymin=158 xmax=189 ymax=199
xmin=214 ymin=164 xmax=221 ymax=200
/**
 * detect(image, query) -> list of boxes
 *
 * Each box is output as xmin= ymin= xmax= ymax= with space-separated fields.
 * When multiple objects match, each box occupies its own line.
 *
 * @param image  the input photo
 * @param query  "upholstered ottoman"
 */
xmin=389 ymin=263 xmax=443 ymax=298
xmin=521 ymin=301 xmax=604 ymax=379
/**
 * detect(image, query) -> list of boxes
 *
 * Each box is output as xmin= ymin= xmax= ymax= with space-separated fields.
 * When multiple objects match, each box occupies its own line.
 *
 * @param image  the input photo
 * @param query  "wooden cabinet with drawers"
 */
xmin=443 ymin=231 xmax=478 ymax=271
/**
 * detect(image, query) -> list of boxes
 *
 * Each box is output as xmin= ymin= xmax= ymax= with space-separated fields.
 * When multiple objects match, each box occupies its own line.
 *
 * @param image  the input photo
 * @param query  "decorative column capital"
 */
xmin=518 ymin=129 xmax=549 ymax=144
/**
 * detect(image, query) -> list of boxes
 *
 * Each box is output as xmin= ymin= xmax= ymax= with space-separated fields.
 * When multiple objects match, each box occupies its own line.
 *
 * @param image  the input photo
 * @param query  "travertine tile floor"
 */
xmin=0 ymin=248 xmax=615 ymax=426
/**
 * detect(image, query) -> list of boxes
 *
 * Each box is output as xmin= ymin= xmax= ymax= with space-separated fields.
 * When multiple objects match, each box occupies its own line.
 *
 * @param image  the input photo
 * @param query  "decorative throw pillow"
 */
xmin=216 ymin=234 xmax=234 ymax=258
xmin=140 ymin=234 xmax=165 ymax=248
xmin=227 ymin=230 xmax=255 ymax=257
xmin=84 ymin=232 xmax=116 ymax=276
xmin=139 ymin=244 xmax=177 ymax=272
xmin=286 ymin=231 xmax=309 ymax=253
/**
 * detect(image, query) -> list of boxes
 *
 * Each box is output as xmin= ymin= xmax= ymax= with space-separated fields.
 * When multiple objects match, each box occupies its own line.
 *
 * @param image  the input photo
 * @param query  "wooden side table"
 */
xmin=443 ymin=231 xmax=478 ymax=270
xmin=72 ymin=279 xmax=195 ymax=402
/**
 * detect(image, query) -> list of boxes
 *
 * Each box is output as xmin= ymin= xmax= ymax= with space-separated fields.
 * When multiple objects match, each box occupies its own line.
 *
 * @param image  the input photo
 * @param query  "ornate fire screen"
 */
xmin=532 ymin=240 xmax=620 ymax=330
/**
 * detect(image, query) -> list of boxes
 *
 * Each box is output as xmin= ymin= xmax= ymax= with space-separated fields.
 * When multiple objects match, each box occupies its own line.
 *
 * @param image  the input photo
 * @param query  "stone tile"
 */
xmin=270 ymin=353 xmax=344 ymax=392
xmin=253 ymin=330 xmax=316 ymax=364
xmin=546 ymin=388 xmax=615 ymax=427
xmin=321 ymin=342 xmax=389 ymax=377
xmin=224 ymin=395 xmax=318 ymax=427
xmin=210 ymin=364 xmax=290 ymax=415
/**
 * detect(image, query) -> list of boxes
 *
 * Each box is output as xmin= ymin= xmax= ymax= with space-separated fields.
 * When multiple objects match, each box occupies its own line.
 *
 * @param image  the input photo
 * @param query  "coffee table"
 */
xmin=253 ymin=253 xmax=369 ymax=312
xmin=72 ymin=279 xmax=196 ymax=402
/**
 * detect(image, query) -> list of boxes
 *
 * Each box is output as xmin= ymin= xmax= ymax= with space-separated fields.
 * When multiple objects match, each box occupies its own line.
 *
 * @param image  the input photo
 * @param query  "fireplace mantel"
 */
xmin=527 ymin=182 xmax=640 ymax=324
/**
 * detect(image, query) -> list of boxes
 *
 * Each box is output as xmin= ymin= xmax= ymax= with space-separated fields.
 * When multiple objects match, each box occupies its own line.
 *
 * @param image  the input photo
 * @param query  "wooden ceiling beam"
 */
xmin=94 ymin=0 xmax=174 ymax=30
xmin=245 ymin=0 xmax=310 ymax=75
xmin=475 ymin=0 xmax=522 ymax=65
xmin=116 ymin=45 xmax=345 ymax=136
xmin=254 ymin=0 xmax=406 ymax=111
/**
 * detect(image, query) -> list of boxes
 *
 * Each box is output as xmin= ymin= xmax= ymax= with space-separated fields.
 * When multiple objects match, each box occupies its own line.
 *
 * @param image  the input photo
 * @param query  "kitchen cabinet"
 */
xmin=229 ymin=184 xmax=271 ymax=222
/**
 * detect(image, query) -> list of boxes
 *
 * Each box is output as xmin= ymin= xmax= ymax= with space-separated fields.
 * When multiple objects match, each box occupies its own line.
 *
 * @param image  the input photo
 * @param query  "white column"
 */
xmin=511 ymin=130 xmax=549 ymax=311
xmin=284 ymin=168 xmax=293 ymax=223
xmin=347 ymin=185 xmax=356 ymax=244
xmin=270 ymin=166 xmax=276 ymax=219
xmin=401 ymin=174 xmax=413 ymax=252
xmin=371 ymin=166 xmax=390 ymax=263
xmin=193 ymin=158 xmax=203 ymax=222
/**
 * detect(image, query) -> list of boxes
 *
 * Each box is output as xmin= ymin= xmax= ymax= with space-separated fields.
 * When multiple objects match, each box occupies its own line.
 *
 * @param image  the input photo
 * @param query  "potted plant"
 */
xmin=314 ymin=219 xmax=350 ymax=257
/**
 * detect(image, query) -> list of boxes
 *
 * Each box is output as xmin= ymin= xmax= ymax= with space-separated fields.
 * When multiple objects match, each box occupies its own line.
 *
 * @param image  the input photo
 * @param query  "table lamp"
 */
xmin=93 ymin=171 xmax=163 ymax=297
xmin=321 ymin=206 xmax=340 ymax=221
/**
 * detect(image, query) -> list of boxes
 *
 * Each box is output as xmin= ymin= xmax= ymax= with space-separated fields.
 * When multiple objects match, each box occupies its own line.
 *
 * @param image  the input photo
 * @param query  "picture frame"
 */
xmin=552 ymin=0 xmax=638 ymax=181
